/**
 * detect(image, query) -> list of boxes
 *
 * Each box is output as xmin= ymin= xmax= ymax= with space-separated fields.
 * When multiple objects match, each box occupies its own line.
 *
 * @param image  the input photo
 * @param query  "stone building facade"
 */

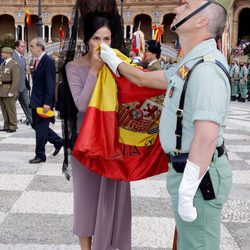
xmin=0 ymin=0 xmax=249 ymax=50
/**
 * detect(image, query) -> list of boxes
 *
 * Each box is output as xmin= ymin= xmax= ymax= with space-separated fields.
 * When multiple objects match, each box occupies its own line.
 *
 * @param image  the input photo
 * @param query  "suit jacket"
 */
xmin=12 ymin=50 xmax=27 ymax=92
xmin=30 ymin=53 xmax=55 ymax=109
xmin=147 ymin=60 xmax=162 ymax=71
xmin=0 ymin=59 xmax=20 ymax=97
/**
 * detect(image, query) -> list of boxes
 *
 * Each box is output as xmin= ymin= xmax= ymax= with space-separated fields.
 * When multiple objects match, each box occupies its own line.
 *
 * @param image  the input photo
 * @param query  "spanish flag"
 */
xmin=72 ymin=50 xmax=168 ymax=181
xmin=25 ymin=7 xmax=31 ymax=28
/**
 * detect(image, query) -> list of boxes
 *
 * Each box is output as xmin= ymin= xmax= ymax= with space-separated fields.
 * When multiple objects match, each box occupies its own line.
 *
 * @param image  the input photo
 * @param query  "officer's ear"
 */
xmin=195 ymin=16 xmax=209 ymax=29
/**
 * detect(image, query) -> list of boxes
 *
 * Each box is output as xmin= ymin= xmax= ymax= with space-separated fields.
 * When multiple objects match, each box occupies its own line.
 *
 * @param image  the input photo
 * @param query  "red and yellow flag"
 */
xmin=72 ymin=50 xmax=168 ymax=181
xmin=152 ymin=25 xmax=164 ymax=43
xmin=25 ymin=7 xmax=31 ymax=28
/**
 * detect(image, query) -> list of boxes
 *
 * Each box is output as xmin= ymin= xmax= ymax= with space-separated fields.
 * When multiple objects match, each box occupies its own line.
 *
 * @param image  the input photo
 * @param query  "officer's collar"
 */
xmin=176 ymin=39 xmax=217 ymax=71
xmin=4 ymin=58 xmax=12 ymax=65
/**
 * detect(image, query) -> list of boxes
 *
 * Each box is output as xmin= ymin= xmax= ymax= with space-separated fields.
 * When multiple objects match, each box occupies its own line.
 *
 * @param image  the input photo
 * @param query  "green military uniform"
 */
xmin=229 ymin=63 xmax=239 ymax=99
xmin=160 ymin=39 xmax=232 ymax=249
xmin=247 ymin=65 xmax=250 ymax=100
xmin=147 ymin=60 xmax=163 ymax=71
xmin=239 ymin=64 xmax=248 ymax=101
xmin=0 ymin=48 xmax=20 ymax=131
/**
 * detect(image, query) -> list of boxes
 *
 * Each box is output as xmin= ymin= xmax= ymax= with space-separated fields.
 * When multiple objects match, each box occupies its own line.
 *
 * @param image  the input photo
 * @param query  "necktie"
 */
xmin=2 ymin=61 xmax=6 ymax=67
xmin=35 ymin=58 xmax=39 ymax=70
xmin=20 ymin=55 xmax=25 ymax=64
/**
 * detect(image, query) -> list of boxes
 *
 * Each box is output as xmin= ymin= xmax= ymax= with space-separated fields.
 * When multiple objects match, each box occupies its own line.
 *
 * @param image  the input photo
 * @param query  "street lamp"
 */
xmin=37 ymin=0 xmax=43 ymax=37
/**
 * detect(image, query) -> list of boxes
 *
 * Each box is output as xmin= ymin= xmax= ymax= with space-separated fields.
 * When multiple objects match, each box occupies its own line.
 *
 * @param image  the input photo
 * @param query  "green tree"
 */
xmin=0 ymin=38 xmax=15 ymax=51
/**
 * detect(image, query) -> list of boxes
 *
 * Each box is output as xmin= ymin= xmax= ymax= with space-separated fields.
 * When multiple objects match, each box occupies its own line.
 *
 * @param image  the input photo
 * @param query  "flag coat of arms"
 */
xmin=72 ymin=50 xmax=168 ymax=181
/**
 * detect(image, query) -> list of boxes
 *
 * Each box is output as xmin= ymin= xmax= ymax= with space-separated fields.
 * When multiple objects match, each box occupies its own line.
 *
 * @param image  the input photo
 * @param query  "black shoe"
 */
xmin=231 ymin=96 xmax=236 ymax=101
xmin=0 ymin=128 xmax=8 ymax=132
xmin=52 ymin=144 xmax=63 ymax=156
xmin=7 ymin=129 xmax=16 ymax=133
xmin=29 ymin=157 xmax=46 ymax=164
xmin=239 ymin=98 xmax=246 ymax=102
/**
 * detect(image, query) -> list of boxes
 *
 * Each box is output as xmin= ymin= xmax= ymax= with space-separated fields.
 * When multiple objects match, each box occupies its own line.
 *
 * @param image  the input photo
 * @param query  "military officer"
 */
xmin=229 ymin=58 xmax=239 ymax=101
xmin=100 ymin=0 xmax=232 ymax=249
xmin=0 ymin=47 xmax=20 ymax=132
xmin=143 ymin=39 xmax=162 ymax=71
xmin=238 ymin=59 xmax=248 ymax=102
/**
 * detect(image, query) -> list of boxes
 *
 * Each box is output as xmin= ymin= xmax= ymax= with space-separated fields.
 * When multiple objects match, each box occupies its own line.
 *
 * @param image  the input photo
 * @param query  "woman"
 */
xmin=65 ymin=10 xmax=131 ymax=250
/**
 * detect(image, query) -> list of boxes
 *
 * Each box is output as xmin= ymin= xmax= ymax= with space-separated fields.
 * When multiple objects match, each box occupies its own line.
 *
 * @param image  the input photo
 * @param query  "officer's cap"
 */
xmin=1 ymin=47 xmax=13 ymax=54
xmin=147 ymin=40 xmax=161 ymax=55
xmin=209 ymin=0 xmax=233 ymax=14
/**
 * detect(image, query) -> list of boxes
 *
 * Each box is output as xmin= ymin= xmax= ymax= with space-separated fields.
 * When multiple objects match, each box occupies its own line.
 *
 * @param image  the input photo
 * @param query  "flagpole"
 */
xmin=37 ymin=0 xmax=43 ymax=37
xmin=24 ymin=0 xmax=29 ymax=53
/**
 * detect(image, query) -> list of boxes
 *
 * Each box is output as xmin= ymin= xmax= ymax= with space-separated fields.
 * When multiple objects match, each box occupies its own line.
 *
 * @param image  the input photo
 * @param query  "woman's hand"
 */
xmin=89 ymin=46 xmax=103 ymax=75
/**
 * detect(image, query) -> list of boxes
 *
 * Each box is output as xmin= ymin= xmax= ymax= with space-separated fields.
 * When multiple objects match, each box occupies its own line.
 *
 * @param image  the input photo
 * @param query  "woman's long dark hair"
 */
xmin=59 ymin=0 xmax=125 ymax=180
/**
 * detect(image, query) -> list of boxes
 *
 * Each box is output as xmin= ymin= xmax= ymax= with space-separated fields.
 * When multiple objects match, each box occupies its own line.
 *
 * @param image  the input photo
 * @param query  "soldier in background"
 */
xmin=229 ymin=58 xmax=239 ymax=101
xmin=246 ymin=57 xmax=250 ymax=101
xmin=143 ymin=40 xmax=162 ymax=71
xmin=238 ymin=59 xmax=248 ymax=102
xmin=0 ymin=47 xmax=20 ymax=132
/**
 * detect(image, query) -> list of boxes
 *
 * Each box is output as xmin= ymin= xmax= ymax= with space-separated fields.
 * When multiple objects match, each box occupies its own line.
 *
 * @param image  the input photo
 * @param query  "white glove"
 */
xmin=178 ymin=160 xmax=209 ymax=222
xmin=100 ymin=43 xmax=123 ymax=77
xmin=7 ymin=92 xmax=14 ymax=97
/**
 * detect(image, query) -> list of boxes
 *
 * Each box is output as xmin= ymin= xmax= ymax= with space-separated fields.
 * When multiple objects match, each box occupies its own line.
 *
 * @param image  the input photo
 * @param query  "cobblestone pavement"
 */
xmin=0 ymin=101 xmax=249 ymax=250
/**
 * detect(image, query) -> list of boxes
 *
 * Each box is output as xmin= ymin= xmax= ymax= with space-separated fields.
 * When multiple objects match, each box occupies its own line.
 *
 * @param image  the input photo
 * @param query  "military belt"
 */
xmin=166 ymin=143 xmax=226 ymax=201
xmin=2 ymin=81 xmax=12 ymax=84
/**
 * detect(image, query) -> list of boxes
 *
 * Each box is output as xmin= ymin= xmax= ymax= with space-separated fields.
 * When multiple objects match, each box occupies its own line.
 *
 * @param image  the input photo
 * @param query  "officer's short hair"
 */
xmin=202 ymin=3 xmax=227 ymax=39
xmin=34 ymin=37 xmax=46 ymax=51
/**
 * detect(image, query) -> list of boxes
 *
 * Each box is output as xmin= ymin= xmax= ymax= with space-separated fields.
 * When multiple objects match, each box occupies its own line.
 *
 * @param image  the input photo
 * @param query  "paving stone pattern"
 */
xmin=0 ymin=102 xmax=249 ymax=250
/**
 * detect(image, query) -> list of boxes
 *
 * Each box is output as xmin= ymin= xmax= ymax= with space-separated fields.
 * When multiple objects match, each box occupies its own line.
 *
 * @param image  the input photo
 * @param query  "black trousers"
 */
xmin=32 ymin=109 xmax=63 ymax=160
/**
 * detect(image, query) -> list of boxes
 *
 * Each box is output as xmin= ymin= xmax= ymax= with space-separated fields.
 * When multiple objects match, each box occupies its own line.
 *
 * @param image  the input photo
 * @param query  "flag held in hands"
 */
xmin=72 ymin=50 xmax=168 ymax=181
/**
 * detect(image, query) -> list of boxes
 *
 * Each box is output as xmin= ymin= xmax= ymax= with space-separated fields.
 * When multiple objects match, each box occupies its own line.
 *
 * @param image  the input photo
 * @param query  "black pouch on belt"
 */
xmin=169 ymin=153 xmax=215 ymax=200
xmin=169 ymin=153 xmax=189 ymax=173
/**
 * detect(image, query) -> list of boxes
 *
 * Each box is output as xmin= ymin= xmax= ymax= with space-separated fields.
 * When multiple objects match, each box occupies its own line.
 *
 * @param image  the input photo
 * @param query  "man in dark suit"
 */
xmin=12 ymin=40 xmax=33 ymax=125
xmin=29 ymin=37 xmax=63 ymax=164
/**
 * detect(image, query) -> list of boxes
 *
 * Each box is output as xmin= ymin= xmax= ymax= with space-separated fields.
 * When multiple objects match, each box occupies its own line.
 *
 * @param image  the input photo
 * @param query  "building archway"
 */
xmin=51 ymin=15 xmax=69 ymax=42
xmin=232 ymin=0 xmax=250 ymax=46
xmin=0 ymin=15 xmax=15 ymax=40
xmin=238 ymin=8 xmax=250 ymax=42
xmin=134 ymin=14 xmax=152 ymax=41
xmin=162 ymin=13 xmax=177 ymax=44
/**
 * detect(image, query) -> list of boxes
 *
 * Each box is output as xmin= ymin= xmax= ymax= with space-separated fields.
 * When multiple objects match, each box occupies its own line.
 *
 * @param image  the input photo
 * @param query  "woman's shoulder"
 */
xmin=66 ymin=56 xmax=89 ymax=67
